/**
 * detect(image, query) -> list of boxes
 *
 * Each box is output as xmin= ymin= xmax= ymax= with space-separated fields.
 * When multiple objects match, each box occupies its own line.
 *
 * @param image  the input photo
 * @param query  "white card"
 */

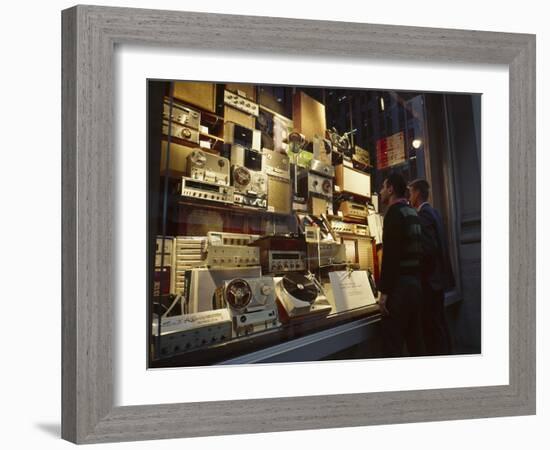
xmin=328 ymin=270 xmax=376 ymax=313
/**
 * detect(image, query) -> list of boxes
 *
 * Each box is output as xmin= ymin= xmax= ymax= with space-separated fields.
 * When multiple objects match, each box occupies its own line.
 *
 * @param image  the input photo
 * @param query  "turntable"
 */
xmin=275 ymin=272 xmax=332 ymax=319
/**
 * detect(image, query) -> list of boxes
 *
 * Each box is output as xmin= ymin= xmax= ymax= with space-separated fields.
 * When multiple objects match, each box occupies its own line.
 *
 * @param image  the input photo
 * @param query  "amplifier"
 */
xmin=354 ymin=223 xmax=369 ymax=236
xmin=330 ymin=220 xmax=355 ymax=235
xmin=180 ymin=177 xmax=234 ymax=204
xmin=335 ymin=164 xmax=372 ymax=198
xmin=267 ymin=250 xmax=306 ymax=273
xmin=206 ymin=245 xmax=260 ymax=268
xmin=263 ymin=148 xmax=290 ymax=180
xmin=162 ymin=120 xmax=200 ymax=144
xmin=339 ymin=201 xmax=368 ymax=220
xmin=225 ymin=83 xmax=257 ymax=101
xmin=224 ymin=122 xmax=261 ymax=151
xmin=187 ymin=150 xmax=230 ymax=186
xmin=267 ymin=176 xmax=291 ymax=214
xmin=230 ymin=145 xmax=263 ymax=172
xmin=163 ymin=98 xmax=201 ymax=129
xmin=152 ymin=309 xmax=233 ymax=357
xmin=224 ymin=105 xmax=256 ymax=130
xmin=307 ymin=242 xmax=346 ymax=269
xmin=186 ymin=267 xmax=262 ymax=313
xmin=173 ymin=81 xmax=217 ymax=113
xmin=224 ymin=90 xmax=259 ymax=116
xmin=293 ymin=91 xmax=326 ymax=143
xmin=207 ymin=231 xmax=260 ymax=247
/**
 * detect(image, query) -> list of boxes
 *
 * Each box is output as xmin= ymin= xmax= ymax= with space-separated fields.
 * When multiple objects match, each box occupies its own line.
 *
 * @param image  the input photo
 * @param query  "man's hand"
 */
xmin=378 ymin=293 xmax=390 ymax=316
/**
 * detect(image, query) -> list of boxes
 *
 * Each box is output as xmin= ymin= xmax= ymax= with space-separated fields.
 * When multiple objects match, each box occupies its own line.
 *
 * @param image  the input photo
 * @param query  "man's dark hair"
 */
xmin=384 ymin=173 xmax=407 ymax=198
xmin=409 ymin=178 xmax=430 ymax=202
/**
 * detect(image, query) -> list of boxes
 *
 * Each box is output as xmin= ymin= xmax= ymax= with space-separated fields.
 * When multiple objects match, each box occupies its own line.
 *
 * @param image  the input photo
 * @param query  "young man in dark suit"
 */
xmin=408 ymin=178 xmax=455 ymax=355
xmin=378 ymin=173 xmax=425 ymax=357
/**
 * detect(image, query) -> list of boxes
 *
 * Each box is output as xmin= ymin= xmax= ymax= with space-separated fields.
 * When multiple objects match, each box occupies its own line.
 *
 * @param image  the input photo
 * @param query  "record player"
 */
xmin=275 ymin=272 xmax=332 ymax=319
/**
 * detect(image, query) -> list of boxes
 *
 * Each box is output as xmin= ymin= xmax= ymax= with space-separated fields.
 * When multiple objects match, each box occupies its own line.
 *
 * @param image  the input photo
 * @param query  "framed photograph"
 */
xmin=62 ymin=5 xmax=535 ymax=444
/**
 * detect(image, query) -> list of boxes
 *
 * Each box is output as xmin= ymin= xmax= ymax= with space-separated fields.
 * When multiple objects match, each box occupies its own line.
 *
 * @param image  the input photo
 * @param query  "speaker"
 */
xmin=267 ymin=176 xmax=291 ymax=214
xmin=223 ymin=105 xmax=256 ymax=130
xmin=225 ymin=83 xmax=257 ymax=101
xmin=357 ymin=237 xmax=375 ymax=272
xmin=172 ymin=81 xmax=217 ymax=113
xmin=160 ymin=141 xmax=195 ymax=176
xmin=308 ymin=196 xmax=332 ymax=216
xmin=292 ymin=91 xmax=326 ymax=143
xmin=335 ymin=164 xmax=372 ymax=198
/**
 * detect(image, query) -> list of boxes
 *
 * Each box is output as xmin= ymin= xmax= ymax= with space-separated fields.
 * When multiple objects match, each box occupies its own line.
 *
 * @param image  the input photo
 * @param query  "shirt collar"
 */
xmin=390 ymin=197 xmax=408 ymax=207
xmin=417 ymin=201 xmax=430 ymax=211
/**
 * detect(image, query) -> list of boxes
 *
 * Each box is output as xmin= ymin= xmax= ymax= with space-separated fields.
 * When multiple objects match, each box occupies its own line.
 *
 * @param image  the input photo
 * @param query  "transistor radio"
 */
xmin=162 ymin=120 xmax=200 ymax=144
xmin=162 ymin=98 xmax=201 ymax=130
xmin=187 ymin=150 xmax=230 ymax=186
xmin=180 ymin=177 xmax=234 ymax=204
xmin=218 ymin=277 xmax=280 ymax=335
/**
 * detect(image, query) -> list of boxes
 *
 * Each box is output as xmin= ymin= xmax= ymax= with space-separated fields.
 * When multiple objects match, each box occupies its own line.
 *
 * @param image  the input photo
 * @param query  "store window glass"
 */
xmin=147 ymin=81 xmax=481 ymax=367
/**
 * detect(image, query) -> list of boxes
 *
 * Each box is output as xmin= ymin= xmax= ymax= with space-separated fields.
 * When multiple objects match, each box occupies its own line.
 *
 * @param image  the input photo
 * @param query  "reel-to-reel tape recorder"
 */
xmin=217 ymin=277 xmax=281 ymax=336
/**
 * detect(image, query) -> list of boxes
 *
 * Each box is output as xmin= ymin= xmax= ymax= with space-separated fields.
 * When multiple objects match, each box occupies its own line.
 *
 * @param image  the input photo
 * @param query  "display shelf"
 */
xmin=176 ymin=197 xmax=291 ymax=220
xmin=149 ymin=304 xmax=381 ymax=368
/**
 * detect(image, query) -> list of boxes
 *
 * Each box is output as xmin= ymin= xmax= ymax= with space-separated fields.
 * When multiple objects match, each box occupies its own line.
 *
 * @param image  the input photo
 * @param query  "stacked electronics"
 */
xmin=155 ymin=86 xmax=382 ymax=359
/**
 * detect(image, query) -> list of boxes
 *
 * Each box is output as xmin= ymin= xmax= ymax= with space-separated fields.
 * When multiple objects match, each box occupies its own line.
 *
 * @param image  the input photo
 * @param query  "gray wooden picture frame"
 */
xmin=61 ymin=5 xmax=536 ymax=444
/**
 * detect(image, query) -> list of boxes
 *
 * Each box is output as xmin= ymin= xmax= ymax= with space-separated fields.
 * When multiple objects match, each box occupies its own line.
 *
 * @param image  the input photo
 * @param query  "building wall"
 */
xmin=426 ymin=94 xmax=482 ymax=353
